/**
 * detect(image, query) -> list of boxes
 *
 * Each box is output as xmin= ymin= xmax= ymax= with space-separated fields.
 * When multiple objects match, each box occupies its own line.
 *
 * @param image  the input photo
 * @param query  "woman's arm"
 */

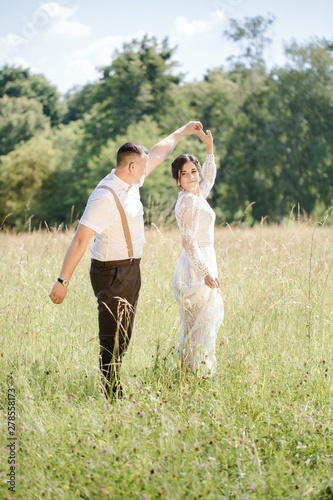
xmin=178 ymin=194 xmax=211 ymax=279
xmin=197 ymin=130 xmax=216 ymax=199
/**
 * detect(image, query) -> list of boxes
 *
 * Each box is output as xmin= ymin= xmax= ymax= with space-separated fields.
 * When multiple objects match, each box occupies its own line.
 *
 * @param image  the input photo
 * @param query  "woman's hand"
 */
xmin=197 ymin=129 xmax=213 ymax=154
xmin=205 ymin=274 xmax=220 ymax=289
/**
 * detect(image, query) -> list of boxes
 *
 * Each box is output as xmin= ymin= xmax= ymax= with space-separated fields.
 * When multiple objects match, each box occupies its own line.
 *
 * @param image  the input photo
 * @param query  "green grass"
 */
xmin=0 ymin=221 xmax=332 ymax=499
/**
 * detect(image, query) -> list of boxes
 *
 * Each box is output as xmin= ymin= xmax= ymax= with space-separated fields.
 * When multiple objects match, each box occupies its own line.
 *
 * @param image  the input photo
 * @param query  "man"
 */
xmin=49 ymin=121 xmax=203 ymax=398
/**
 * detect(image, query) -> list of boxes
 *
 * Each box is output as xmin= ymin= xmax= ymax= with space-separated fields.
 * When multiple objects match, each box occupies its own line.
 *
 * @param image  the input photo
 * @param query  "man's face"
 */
xmin=131 ymin=152 xmax=149 ymax=184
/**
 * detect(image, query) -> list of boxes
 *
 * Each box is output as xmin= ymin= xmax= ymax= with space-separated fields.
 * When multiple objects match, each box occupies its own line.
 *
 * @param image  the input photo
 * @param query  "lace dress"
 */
xmin=173 ymin=154 xmax=224 ymax=376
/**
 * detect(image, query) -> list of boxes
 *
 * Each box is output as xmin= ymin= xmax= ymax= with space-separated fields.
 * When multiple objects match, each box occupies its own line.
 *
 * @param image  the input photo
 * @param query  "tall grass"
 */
xmin=0 ymin=221 xmax=332 ymax=499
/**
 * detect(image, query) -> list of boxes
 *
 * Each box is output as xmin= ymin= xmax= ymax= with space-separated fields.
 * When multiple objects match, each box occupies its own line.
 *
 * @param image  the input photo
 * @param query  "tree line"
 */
xmin=0 ymin=16 xmax=332 ymax=230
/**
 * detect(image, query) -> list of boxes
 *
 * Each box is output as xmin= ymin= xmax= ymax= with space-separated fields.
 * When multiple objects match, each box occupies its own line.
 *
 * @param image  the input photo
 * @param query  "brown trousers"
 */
xmin=90 ymin=258 xmax=141 ymax=395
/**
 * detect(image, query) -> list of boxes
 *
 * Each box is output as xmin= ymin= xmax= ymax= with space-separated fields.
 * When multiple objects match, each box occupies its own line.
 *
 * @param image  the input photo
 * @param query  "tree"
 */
xmin=62 ymin=83 xmax=96 ymax=124
xmin=0 ymin=133 xmax=56 ymax=229
xmin=267 ymin=39 xmax=333 ymax=220
xmin=0 ymin=95 xmax=50 ymax=156
xmin=0 ymin=65 xmax=64 ymax=125
xmin=213 ymin=15 xmax=276 ymax=223
xmin=223 ymin=14 xmax=275 ymax=72
xmin=82 ymin=35 xmax=182 ymax=155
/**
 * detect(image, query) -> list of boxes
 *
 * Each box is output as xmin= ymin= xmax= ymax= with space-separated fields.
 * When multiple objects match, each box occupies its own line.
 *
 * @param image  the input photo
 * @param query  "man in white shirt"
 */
xmin=49 ymin=121 xmax=203 ymax=398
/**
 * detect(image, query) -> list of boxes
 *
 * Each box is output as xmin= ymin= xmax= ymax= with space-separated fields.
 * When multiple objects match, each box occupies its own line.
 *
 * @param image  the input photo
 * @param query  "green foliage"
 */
xmin=0 ymin=26 xmax=332 ymax=229
xmin=0 ymin=95 xmax=50 ymax=156
xmin=63 ymin=83 xmax=96 ymax=124
xmin=224 ymin=14 xmax=275 ymax=70
xmin=0 ymin=64 xmax=65 ymax=125
xmin=0 ymin=133 xmax=56 ymax=229
xmin=37 ymin=121 xmax=86 ymax=226
xmin=82 ymin=35 xmax=182 ymax=154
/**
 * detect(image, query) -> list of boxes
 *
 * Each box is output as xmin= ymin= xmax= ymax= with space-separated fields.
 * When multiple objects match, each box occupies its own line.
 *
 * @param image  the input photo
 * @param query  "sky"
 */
xmin=1 ymin=0 xmax=332 ymax=94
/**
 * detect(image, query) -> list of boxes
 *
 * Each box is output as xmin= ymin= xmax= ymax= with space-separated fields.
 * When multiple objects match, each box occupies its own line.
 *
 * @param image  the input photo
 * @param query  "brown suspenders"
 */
xmin=97 ymin=185 xmax=134 ymax=259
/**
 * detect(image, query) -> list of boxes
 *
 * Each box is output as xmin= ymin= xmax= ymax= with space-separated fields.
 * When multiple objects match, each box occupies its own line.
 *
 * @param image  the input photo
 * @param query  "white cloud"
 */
xmin=0 ymin=33 xmax=28 ymax=66
xmin=172 ymin=17 xmax=211 ymax=37
xmin=210 ymin=9 xmax=226 ymax=22
xmin=40 ymin=3 xmax=92 ymax=39
xmin=171 ymin=11 xmax=225 ymax=39
xmin=67 ymin=30 xmax=148 ymax=80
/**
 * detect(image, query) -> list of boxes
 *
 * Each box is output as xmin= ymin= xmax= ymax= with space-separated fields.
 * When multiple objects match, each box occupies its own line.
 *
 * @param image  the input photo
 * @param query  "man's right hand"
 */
xmin=183 ymin=121 xmax=203 ymax=135
xmin=48 ymin=224 xmax=95 ymax=305
xmin=49 ymin=281 xmax=68 ymax=304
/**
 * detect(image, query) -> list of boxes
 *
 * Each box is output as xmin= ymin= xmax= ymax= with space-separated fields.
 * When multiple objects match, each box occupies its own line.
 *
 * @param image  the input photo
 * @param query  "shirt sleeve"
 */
xmin=80 ymin=189 xmax=117 ymax=234
xmin=199 ymin=154 xmax=216 ymax=199
xmin=176 ymin=193 xmax=212 ymax=279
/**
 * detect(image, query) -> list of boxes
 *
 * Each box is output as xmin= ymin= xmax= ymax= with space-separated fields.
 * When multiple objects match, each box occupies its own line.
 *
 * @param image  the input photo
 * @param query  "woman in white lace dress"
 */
xmin=171 ymin=129 xmax=224 ymax=376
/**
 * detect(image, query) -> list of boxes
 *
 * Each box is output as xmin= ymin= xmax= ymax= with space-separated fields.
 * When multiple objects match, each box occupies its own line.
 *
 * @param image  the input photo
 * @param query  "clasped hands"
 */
xmin=184 ymin=121 xmax=213 ymax=151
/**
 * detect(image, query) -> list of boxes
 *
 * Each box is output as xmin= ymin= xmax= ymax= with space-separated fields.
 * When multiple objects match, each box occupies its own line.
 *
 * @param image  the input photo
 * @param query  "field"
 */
xmin=0 ymin=221 xmax=332 ymax=499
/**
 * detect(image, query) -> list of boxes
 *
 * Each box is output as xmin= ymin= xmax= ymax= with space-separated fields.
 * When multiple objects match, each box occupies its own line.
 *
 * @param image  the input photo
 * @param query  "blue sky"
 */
xmin=1 ymin=0 xmax=332 ymax=94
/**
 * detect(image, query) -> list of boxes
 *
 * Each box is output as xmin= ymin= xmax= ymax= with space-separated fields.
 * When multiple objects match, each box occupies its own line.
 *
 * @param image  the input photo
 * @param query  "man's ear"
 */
xmin=128 ymin=161 xmax=135 ymax=172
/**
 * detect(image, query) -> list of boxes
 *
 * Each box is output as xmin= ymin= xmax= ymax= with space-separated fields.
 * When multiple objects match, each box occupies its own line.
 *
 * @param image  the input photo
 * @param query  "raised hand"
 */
xmin=197 ymin=129 xmax=213 ymax=153
xmin=183 ymin=121 xmax=203 ymax=135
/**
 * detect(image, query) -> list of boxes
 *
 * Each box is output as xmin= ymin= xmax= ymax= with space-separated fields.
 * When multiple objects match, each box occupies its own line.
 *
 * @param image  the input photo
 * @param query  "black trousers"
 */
xmin=90 ymin=258 xmax=141 ymax=394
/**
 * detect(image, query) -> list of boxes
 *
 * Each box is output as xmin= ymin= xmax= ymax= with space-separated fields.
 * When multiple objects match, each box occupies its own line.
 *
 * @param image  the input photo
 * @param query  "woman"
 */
xmin=171 ymin=129 xmax=224 ymax=376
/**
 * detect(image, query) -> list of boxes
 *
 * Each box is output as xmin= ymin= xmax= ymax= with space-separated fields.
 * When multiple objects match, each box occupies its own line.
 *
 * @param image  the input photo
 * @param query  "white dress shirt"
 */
xmin=80 ymin=170 xmax=145 ymax=261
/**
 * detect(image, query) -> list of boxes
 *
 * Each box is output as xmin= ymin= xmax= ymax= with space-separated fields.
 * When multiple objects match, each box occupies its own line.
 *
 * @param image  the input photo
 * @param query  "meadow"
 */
xmin=0 ymin=220 xmax=332 ymax=499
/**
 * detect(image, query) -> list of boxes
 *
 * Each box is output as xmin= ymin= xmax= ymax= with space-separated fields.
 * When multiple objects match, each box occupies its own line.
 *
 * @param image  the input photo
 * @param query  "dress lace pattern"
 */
xmin=173 ymin=154 xmax=224 ymax=376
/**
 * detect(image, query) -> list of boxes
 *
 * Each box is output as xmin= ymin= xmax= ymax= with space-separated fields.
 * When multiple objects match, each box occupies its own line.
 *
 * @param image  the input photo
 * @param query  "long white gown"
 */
xmin=173 ymin=154 xmax=224 ymax=376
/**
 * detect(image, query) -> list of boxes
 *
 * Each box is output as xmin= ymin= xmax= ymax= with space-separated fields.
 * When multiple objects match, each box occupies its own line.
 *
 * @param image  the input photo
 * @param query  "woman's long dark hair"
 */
xmin=171 ymin=154 xmax=202 ymax=184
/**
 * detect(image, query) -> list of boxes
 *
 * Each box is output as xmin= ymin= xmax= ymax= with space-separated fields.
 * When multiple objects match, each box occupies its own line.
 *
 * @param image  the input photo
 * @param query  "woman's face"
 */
xmin=179 ymin=161 xmax=201 ymax=195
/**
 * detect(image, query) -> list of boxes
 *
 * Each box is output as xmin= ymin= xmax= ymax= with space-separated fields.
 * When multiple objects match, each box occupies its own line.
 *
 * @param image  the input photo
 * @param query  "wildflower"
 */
xmin=99 ymin=487 xmax=105 ymax=492
xmin=126 ymin=464 xmax=132 ymax=468
xmin=139 ymin=412 xmax=146 ymax=418
xmin=250 ymin=486 xmax=256 ymax=492
xmin=103 ymin=447 xmax=109 ymax=453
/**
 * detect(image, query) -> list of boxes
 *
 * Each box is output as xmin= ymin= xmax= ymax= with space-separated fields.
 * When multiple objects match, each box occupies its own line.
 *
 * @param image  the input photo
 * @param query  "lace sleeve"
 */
xmin=176 ymin=193 xmax=212 ymax=279
xmin=199 ymin=154 xmax=216 ymax=199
